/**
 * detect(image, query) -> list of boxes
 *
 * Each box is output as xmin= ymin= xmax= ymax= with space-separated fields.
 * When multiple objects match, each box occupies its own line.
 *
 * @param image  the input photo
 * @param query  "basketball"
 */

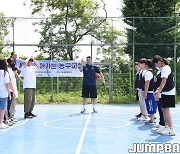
xmin=95 ymin=73 xmax=101 ymax=79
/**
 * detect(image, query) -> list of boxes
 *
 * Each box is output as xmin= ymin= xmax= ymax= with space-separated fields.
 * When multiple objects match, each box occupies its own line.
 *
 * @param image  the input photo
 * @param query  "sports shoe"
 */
xmin=24 ymin=113 xmax=33 ymax=119
xmin=4 ymin=119 xmax=14 ymax=126
xmin=144 ymin=120 xmax=156 ymax=125
xmin=93 ymin=108 xmax=98 ymax=113
xmin=161 ymin=127 xmax=175 ymax=136
xmin=135 ymin=113 xmax=142 ymax=118
xmin=138 ymin=115 xmax=149 ymax=121
xmin=0 ymin=123 xmax=9 ymax=129
xmin=156 ymin=126 xmax=168 ymax=134
xmin=80 ymin=108 xmax=86 ymax=113
xmin=29 ymin=112 xmax=37 ymax=117
xmin=154 ymin=124 xmax=163 ymax=128
xmin=11 ymin=117 xmax=18 ymax=122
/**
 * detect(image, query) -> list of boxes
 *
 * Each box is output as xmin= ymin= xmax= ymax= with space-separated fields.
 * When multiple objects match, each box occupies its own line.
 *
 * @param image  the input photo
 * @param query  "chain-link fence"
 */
xmin=0 ymin=16 xmax=179 ymax=103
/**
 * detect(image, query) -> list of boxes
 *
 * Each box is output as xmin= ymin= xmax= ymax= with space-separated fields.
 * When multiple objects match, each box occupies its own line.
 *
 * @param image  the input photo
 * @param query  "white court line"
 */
xmin=75 ymin=109 xmax=92 ymax=154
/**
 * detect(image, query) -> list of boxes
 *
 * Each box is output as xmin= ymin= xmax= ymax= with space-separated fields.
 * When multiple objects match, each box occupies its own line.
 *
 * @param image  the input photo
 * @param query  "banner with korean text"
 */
xmin=16 ymin=60 xmax=83 ymax=77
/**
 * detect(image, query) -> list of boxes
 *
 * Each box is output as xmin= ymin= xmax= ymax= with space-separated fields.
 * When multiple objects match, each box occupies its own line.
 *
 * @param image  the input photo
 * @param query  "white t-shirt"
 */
xmin=144 ymin=70 xmax=153 ymax=93
xmin=161 ymin=65 xmax=175 ymax=95
xmin=22 ymin=65 xmax=37 ymax=89
xmin=0 ymin=70 xmax=10 ymax=98
xmin=8 ymin=67 xmax=18 ymax=98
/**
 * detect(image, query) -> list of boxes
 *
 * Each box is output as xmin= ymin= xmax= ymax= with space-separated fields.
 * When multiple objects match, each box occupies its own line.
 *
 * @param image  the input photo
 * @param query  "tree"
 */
xmin=122 ymin=0 xmax=180 ymax=61
xmin=0 ymin=12 xmax=11 ymax=58
xmin=29 ymin=0 xmax=108 ymax=60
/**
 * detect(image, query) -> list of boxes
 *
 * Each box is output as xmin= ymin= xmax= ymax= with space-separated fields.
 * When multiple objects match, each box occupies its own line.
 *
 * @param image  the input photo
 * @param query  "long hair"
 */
xmin=152 ymin=55 xmax=169 ymax=65
xmin=0 ymin=58 xmax=8 ymax=76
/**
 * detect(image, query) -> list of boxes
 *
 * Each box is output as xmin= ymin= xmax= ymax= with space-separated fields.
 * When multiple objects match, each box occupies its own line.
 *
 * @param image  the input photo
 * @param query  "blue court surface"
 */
xmin=0 ymin=104 xmax=180 ymax=154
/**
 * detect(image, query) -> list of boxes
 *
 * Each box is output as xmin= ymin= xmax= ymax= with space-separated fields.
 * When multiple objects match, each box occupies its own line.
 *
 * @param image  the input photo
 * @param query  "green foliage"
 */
xmin=29 ymin=0 xmax=109 ymax=60
xmin=122 ymin=0 xmax=180 ymax=61
xmin=0 ymin=12 xmax=11 ymax=57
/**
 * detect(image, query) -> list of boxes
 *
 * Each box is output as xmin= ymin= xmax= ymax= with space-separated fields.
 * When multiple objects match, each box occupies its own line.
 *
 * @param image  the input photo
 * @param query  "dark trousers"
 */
xmin=157 ymin=98 xmax=165 ymax=126
xmin=24 ymin=88 xmax=36 ymax=114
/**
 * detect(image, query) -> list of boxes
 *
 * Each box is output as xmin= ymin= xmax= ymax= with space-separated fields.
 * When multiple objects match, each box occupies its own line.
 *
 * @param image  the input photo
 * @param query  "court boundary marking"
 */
xmin=43 ymin=117 xmax=132 ymax=130
xmin=75 ymin=109 xmax=92 ymax=154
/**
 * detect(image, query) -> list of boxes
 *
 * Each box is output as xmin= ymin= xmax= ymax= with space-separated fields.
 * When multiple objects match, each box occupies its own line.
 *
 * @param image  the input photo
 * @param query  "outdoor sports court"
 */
xmin=0 ymin=104 xmax=180 ymax=154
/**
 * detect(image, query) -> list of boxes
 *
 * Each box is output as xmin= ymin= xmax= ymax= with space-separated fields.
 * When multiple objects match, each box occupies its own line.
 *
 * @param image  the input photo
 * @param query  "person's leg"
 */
xmin=29 ymin=89 xmax=37 ymax=117
xmin=91 ymin=98 xmax=96 ymax=107
xmin=162 ymin=108 xmax=172 ymax=127
xmin=24 ymin=89 xmax=33 ymax=118
xmin=0 ymin=98 xmax=9 ymax=128
xmin=9 ymin=98 xmax=16 ymax=119
xmin=157 ymin=98 xmax=165 ymax=126
xmin=138 ymin=89 xmax=148 ymax=118
xmin=81 ymin=85 xmax=89 ymax=113
xmin=90 ymin=86 xmax=97 ymax=112
xmin=29 ymin=88 xmax=35 ymax=113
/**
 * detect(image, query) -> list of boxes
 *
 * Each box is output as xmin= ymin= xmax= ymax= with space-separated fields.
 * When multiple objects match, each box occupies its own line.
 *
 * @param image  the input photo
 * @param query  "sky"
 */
xmin=0 ymin=0 xmax=124 ymax=60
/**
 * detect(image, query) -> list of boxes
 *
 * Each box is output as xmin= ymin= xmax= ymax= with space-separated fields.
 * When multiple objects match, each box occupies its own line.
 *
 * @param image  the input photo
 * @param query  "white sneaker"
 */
xmin=138 ymin=115 xmax=149 ymax=121
xmin=154 ymin=124 xmax=163 ymax=128
xmin=156 ymin=126 xmax=168 ymax=134
xmin=161 ymin=127 xmax=176 ymax=136
xmin=0 ymin=123 xmax=9 ymax=129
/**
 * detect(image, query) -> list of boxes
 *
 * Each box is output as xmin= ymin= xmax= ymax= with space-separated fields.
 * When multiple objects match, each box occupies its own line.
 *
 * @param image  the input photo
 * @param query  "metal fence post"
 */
xmin=109 ymin=63 xmax=113 ymax=103
xmin=57 ymin=77 xmax=59 ymax=93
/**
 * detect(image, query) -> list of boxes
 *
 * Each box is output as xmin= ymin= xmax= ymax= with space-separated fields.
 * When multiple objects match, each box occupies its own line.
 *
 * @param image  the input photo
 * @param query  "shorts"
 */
xmin=161 ymin=94 xmax=175 ymax=108
xmin=82 ymin=85 xmax=97 ymax=98
xmin=0 ymin=97 xmax=8 ymax=110
xmin=145 ymin=93 xmax=157 ymax=114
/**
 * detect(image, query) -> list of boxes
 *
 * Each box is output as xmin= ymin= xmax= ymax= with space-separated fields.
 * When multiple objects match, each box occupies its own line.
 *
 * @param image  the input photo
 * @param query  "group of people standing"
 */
xmin=0 ymin=52 xmax=39 ymax=129
xmin=135 ymin=55 xmax=176 ymax=136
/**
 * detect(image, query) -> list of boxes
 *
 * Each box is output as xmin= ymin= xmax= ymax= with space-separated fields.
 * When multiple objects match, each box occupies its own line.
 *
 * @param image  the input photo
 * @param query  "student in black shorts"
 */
xmin=79 ymin=56 xmax=105 ymax=113
xmin=153 ymin=55 xmax=175 ymax=136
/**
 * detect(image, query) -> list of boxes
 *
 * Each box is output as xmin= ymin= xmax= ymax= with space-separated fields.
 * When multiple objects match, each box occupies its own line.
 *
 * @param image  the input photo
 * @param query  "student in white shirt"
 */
xmin=153 ymin=55 xmax=175 ymax=136
xmin=0 ymin=59 xmax=11 ymax=129
xmin=143 ymin=59 xmax=157 ymax=124
xmin=22 ymin=57 xmax=40 ymax=119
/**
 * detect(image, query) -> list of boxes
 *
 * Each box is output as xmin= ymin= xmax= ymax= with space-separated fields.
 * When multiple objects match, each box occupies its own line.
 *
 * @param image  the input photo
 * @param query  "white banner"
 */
xmin=16 ymin=60 xmax=83 ymax=77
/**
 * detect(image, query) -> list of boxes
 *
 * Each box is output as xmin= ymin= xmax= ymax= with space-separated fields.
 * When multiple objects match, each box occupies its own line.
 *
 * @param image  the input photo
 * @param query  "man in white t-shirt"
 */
xmin=22 ymin=57 xmax=40 ymax=119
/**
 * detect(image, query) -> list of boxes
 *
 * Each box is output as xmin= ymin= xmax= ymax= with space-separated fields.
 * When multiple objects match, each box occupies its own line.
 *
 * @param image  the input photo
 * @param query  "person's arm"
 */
xmin=16 ymin=75 xmax=23 ymax=84
xmin=143 ymin=80 xmax=150 ymax=99
xmin=33 ymin=58 xmax=40 ymax=68
xmin=154 ymin=78 xmax=167 ymax=101
xmin=100 ymin=71 xmax=105 ymax=85
xmin=6 ymin=83 xmax=11 ymax=100
xmin=23 ymin=58 xmax=30 ymax=68
xmin=78 ymin=59 xmax=84 ymax=72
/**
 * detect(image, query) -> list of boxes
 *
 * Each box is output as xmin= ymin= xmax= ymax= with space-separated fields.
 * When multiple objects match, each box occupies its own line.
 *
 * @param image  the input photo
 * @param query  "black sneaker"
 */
xmin=80 ymin=108 xmax=86 ymax=113
xmin=135 ymin=113 xmax=142 ymax=118
xmin=93 ymin=108 xmax=98 ymax=113
xmin=24 ymin=113 xmax=33 ymax=119
xmin=29 ymin=112 xmax=37 ymax=117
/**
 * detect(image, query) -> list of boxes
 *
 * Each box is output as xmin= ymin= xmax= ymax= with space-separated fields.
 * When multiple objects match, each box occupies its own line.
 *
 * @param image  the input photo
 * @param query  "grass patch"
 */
xmin=17 ymin=92 xmax=180 ymax=104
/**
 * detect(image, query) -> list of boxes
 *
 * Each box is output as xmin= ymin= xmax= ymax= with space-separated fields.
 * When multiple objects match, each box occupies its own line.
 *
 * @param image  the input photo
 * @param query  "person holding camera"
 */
xmin=22 ymin=57 xmax=40 ymax=119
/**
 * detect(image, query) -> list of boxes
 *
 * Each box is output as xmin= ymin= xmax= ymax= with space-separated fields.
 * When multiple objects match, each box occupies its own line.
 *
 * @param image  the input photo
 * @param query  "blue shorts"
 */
xmin=145 ymin=93 xmax=157 ymax=114
xmin=0 ymin=97 xmax=8 ymax=110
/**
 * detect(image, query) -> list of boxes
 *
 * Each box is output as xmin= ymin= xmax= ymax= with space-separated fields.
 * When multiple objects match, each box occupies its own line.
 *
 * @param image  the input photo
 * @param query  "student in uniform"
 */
xmin=154 ymin=66 xmax=165 ymax=128
xmin=136 ymin=58 xmax=149 ymax=121
xmin=134 ymin=63 xmax=141 ymax=118
xmin=153 ymin=55 xmax=175 ymax=136
xmin=142 ymin=59 xmax=157 ymax=124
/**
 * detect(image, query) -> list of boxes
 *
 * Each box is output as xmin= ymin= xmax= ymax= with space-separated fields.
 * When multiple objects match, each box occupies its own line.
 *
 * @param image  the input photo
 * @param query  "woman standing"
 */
xmin=152 ymin=55 xmax=175 ymax=136
xmin=0 ymin=59 xmax=11 ymax=129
